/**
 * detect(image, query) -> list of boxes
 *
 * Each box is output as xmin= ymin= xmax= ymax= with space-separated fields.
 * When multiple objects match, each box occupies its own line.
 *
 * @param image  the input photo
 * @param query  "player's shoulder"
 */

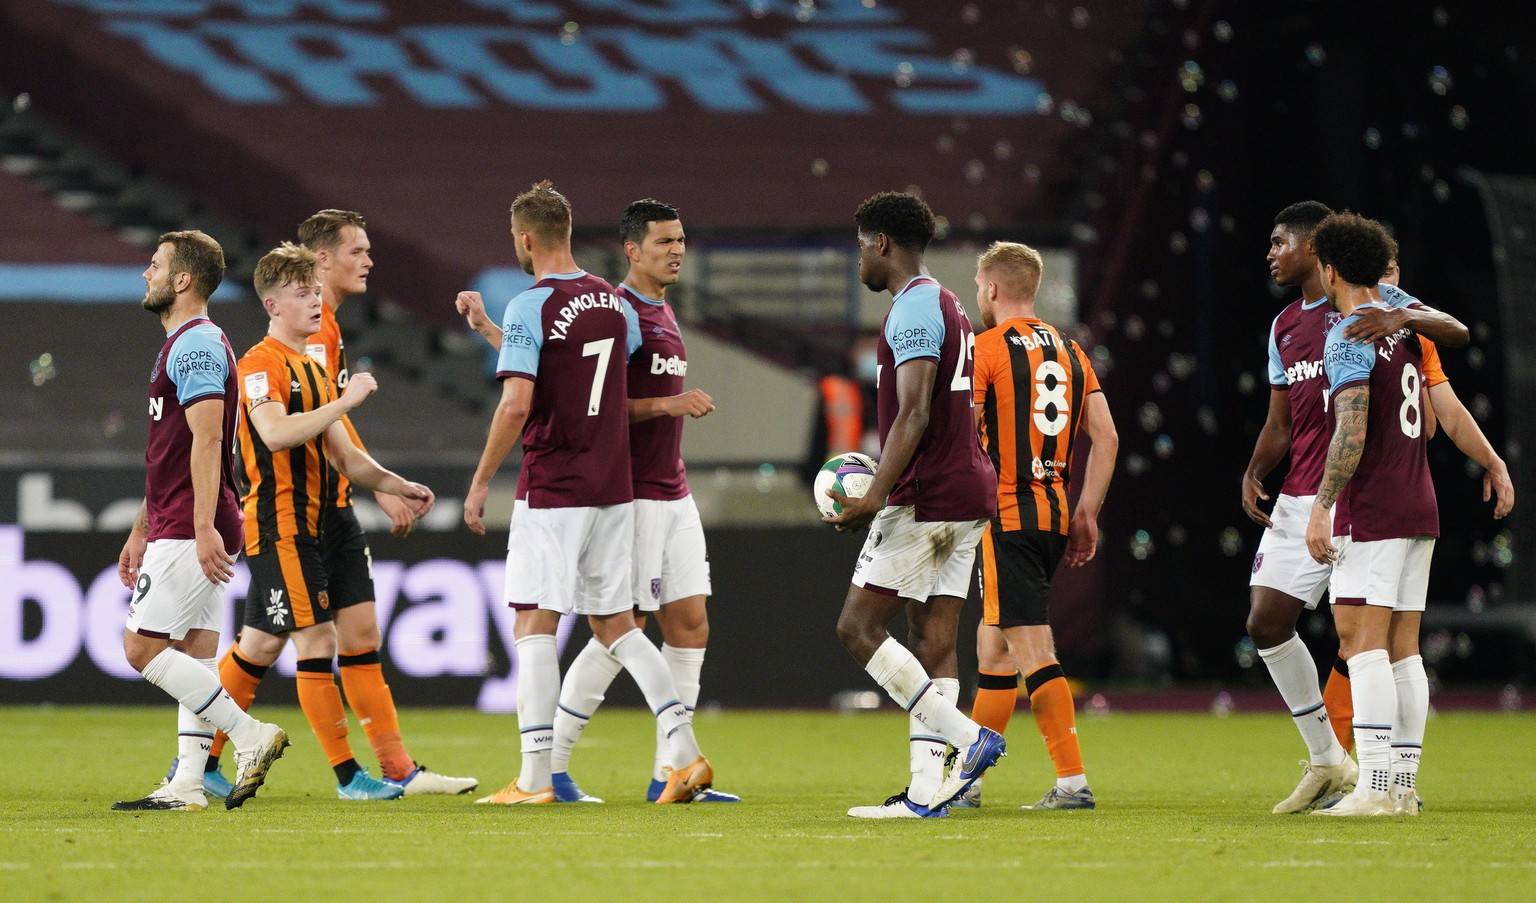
xmin=1378 ymin=283 xmax=1421 ymax=308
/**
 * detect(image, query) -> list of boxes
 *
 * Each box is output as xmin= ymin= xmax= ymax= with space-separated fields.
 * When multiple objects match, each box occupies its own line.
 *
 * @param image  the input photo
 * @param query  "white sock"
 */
xmin=551 ymin=638 xmax=624 ymax=774
xmin=1346 ymin=648 xmax=1396 ymax=795
xmin=1391 ymin=655 xmax=1428 ymax=794
xmin=1257 ymin=635 xmax=1346 ymax=765
xmin=865 ymin=638 xmax=979 ymax=748
xmin=514 ymin=634 xmax=559 ymax=792
xmin=140 ymin=647 xmax=261 ymax=751
xmin=1058 ymin=773 xmax=1089 ymax=793
xmin=167 ymin=656 xmax=219 ymax=791
xmin=656 ymin=644 xmax=706 ymax=782
xmin=609 ymin=629 xmax=700 ymax=768
xmin=908 ymin=677 xmax=957 ymax=805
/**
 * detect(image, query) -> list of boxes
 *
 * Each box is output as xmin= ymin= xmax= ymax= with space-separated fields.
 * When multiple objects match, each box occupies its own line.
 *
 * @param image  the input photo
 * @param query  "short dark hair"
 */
xmin=855 ymin=191 xmax=936 ymax=251
xmin=510 ymin=179 xmax=572 ymax=243
xmin=158 ymin=230 xmax=225 ymax=300
xmin=620 ymin=198 xmax=679 ymax=246
xmin=1313 ymin=212 xmax=1399 ymax=287
xmin=298 ymin=209 xmax=366 ymax=251
xmin=1273 ymin=200 xmax=1334 ymax=238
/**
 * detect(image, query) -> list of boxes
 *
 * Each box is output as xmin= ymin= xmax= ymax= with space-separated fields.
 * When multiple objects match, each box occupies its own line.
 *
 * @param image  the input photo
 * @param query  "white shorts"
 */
xmin=632 ymin=495 xmax=711 ymax=611
xmin=851 ymin=506 xmax=986 ymax=601
xmin=1329 ymin=535 xmax=1435 ymax=612
xmin=1250 ymin=494 xmax=1334 ymax=607
xmin=124 ymin=539 xmax=225 ymax=640
xmin=505 ymin=500 xmax=634 ymax=617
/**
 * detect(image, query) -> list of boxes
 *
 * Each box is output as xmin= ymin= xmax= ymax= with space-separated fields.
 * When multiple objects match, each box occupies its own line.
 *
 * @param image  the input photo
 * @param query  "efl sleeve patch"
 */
xmin=244 ymin=371 xmax=269 ymax=402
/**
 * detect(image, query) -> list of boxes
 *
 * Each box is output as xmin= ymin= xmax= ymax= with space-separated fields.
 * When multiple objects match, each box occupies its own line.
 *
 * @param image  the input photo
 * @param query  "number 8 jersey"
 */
xmin=972 ymin=315 xmax=1101 ymax=534
xmin=496 ymin=270 xmax=642 ymax=508
xmin=1321 ymin=303 xmax=1438 ymax=542
xmin=875 ymin=276 xmax=997 ymax=523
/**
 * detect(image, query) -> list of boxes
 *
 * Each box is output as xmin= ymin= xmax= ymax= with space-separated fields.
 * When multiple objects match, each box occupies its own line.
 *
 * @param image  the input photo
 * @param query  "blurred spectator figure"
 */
xmin=806 ymin=333 xmax=881 ymax=481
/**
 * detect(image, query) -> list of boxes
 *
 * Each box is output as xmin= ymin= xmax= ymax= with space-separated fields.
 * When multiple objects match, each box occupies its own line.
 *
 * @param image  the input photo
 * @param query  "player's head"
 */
xmin=621 ymin=198 xmax=685 ymax=291
xmin=1382 ymin=257 xmax=1401 ymax=286
xmin=298 ymin=209 xmax=371 ymax=298
xmin=253 ymin=242 xmax=324 ymax=338
xmin=1313 ymin=212 xmax=1399 ymax=292
xmin=143 ymin=230 xmax=224 ymax=315
xmin=509 ymin=180 xmax=573 ymax=275
xmin=855 ymin=191 xmax=936 ymax=292
xmin=1268 ymin=200 xmax=1333 ymax=288
xmin=975 ymin=241 xmax=1044 ymax=330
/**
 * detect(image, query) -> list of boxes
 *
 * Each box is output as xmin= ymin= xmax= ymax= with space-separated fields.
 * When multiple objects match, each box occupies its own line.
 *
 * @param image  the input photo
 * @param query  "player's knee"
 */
xmin=1245 ymin=609 xmax=1289 ymax=649
xmin=835 ymin=611 xmax=874 ymax=655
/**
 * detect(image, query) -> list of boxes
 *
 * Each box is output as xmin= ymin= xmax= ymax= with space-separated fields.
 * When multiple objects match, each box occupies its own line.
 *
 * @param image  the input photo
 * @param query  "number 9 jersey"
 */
xmin=972 ymin=316 xmax=1102 ymax=535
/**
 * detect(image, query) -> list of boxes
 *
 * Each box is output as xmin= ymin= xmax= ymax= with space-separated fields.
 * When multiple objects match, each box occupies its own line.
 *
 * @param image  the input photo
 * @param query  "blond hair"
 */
xmin=978 ymin=241 xmax=1044 ymax=299
xmin=253 ymin=242 xmax=320 ymax=300
xmin=510 ymin=179 xmax=572 ymax=244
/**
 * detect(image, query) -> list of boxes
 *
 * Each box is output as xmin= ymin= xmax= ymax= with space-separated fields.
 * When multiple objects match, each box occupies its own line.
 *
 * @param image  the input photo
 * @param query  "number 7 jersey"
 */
xmin=972 ymin=316 xmax=1101 ymax=534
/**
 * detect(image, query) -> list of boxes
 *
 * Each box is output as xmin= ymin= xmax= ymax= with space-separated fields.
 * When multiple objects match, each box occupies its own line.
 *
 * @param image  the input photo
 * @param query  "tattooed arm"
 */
xmin=1305 ymin=384 xmax=1369 ymax=564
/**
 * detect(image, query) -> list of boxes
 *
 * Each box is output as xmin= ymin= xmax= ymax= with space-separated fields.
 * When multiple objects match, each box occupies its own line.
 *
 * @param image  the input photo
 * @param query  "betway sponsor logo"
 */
xmin=1284 ymin=358 xmax=1325 ymax=385
xmin=650 ymin=354 xmax=687 ymax=376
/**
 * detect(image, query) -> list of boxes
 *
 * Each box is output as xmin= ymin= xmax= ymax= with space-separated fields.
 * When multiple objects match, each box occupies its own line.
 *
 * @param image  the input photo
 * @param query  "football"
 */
xmin=813 ymin=452 xmax=878 ymax=518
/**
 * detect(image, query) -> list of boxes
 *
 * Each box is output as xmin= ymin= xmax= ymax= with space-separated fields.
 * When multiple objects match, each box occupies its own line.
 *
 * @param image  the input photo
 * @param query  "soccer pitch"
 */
xmin=3 ymin=706 xmax=1533 ymax=902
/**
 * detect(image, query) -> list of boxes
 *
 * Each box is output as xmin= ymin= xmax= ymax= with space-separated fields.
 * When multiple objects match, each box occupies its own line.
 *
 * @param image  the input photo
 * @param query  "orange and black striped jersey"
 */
xmin=310 ymin=303 xmax=362 ymax=509
xmin=973 ymin=317 xmax=1102 ymax=534
xmin=237 ymin=336 xmax=339 ymax=554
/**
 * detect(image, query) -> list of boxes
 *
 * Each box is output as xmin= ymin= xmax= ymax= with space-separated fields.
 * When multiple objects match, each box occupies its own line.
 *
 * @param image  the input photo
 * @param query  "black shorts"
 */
xmin=244 ymin=535 xmax=332 ymax=633
xmin=321 ymin=505 xmax=376 ymax=610
xmin=977 ymin=523 xmax=1068 ymax=628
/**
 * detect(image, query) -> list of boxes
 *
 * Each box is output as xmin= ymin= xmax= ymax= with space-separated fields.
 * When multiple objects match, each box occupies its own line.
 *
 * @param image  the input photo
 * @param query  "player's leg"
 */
xmin=1386 ymin=537 xmax=1433 ymax=815
xmin=905 ymin=594 xmax=962 ymax=810
xmin=549 ymin=635 xmax=623 ymax=802
xmin=971 ymin=622 xmax=1019 ymax=736
xmin=1323 ymin=655 xmax=1355 ymax=752
xmin=653 ymin=594 xmax=738 ymax=801
xmin=119 ymin=539 xmax=286 ymax=811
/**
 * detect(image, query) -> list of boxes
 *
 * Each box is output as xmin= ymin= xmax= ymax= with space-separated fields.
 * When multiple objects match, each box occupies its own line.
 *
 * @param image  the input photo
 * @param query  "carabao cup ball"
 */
xmin=814 ymin=452 xmax=878 ymax=518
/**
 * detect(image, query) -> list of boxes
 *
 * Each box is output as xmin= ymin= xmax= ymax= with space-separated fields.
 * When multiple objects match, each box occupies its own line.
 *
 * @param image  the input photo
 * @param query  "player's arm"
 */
xmin=1343 ymin=302 xmax=1469 ymax=348
xmin=825 ymin=358 xmax=936 ymax=533
xmin=185 ymin=397 xmax=237 ymax=584
xmin=1064 ymin=391 xmax=1119 ymax=567
xmin=1427 ymin=381 xmax=1514 ymax=518
xmin=247 ymin=372 xmax=377 ymax=451
xmin=456 ymin=291 xmax=503 ymax=349
xmin=323 ymin=421 xmax=434 ymax=517
xmin=1241 ymin=387 xmax=1292 ymax=528
xmin=629 ymin=390 xmax=714 ymax=422
xmin=464 ymin=376 xmax=533 ymax=535
xmin=118 ymin=500 xmax=149 ymax=588
xmin=1304 ymin=385 xmax=1369 ymax=564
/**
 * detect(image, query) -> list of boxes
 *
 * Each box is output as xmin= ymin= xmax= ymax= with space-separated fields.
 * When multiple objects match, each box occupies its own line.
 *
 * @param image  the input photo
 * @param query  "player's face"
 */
xmin=510 ymin=215 xmax=534 ymax=275
xmin=141 ymin=243 xmax=177 ymax=315
xmin=267 ymin=280 xmax=325 ymax=338
xmin=322 ymin=226 xmax=371 ymax=296
xmin=1382 ymin=259 xmax=1401 ymax=286
xmin=857 ymin=230 xmax=887 ymax=292
xmin=1267 ymin=225 xmax=1314 ymax=288
xmin=975 ymin=270 xmax=997 ymax=330
xmin=631 ymin=219 xmax=685 ymax=288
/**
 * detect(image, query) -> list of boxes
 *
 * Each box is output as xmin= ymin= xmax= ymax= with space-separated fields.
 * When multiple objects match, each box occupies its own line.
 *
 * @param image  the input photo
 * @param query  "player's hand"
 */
xmin=195 ymin=525 xmax=236 ymax=585
xmin=1064 ymin=513 xmax=1099 ymax=567
xmin=1304 ymin=505 xmax=1337 ymax=565
xmin=396 ymin=481 xmax=435 ymax=520
xmin=664 ymin=389 xmax=715 ymax=419
xmin=375 ymin=489 xmax=418 ymax=537
xmin=464 ymin=482 xmax=489 ymax=535
xmin=340 ymin=371 xmax=378 ymax=410
xmin=456 ymin=291 xmax=494 ymax=331
xmin=1485 ymin=460 xmax=1515 ymax=519
xmin=822 ymin=487 xmax=882 ymax=533
xmin=118 ymin=531 xmax=147 ymax=588
xmin=1342 ymin=305 xmax=1409 ymax=344
xmin=1241 ymin=472 xmax=1273 ymax=528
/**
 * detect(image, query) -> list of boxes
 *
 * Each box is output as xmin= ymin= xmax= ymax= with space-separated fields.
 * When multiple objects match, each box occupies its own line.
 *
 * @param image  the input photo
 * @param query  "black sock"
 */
xmin=334 ymin=758 xmax=362 ymax=785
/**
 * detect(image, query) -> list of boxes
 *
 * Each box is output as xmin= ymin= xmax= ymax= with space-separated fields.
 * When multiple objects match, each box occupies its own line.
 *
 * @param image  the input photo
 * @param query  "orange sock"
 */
xmin=1324 ymin=657 xmax=1354 ymax=753
xmin=1026 ymin=663 xmax=1084 ymax=779
xmin=338 ymin=648 xmax=413 ymax=781
xmin=970 ymin=670 xmax=1020 ymax=735
xmin=209 ymin=644 xmax=268 ymax=760
xmin=295 ymin=658 xmax=355 ymax=768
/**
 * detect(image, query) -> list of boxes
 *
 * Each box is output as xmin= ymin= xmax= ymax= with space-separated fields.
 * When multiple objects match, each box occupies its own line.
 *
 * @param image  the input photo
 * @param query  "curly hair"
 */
xmin=1313 ymin=212 xmax=1398 ymax=287
xmin=1273 ymin=200 xmax=1334 ymax=238
xmin=620 ymin=198 xmax=679 ymax=246
xmin=855 ymin=191 xmax=936 ymax=251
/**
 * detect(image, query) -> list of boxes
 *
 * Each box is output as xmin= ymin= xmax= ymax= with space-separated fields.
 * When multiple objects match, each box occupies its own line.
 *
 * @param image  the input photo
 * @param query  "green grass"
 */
xmin=2 ymin=706 xmax=1533 ymax=902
